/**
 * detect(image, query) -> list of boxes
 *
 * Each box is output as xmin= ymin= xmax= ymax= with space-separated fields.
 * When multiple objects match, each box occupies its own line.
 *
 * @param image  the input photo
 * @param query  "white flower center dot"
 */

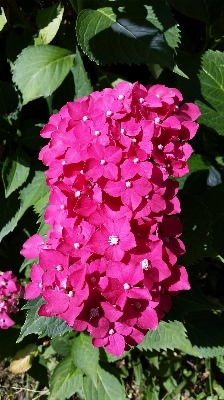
xmin=141 ymin=259 xmax=149 ymax=270
xmin=123 ymin=283 xmax=130 ymax=290
xmin=75 ymin=190 xmax=81 ymax=198
xmin=108 ymin=235 xmax=119 ymax=245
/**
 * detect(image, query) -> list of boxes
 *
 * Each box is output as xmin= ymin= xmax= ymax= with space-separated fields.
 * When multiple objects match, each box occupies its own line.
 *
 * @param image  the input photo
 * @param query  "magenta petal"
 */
xmin=24 ymin=282 xmax=42 ymax=300
xmin=137 ymin=307 xmax=158 ymax=330
xmin=39 ymin=291 xmax=69 ymax=316
xmin=105 ymin=333 xmax=125 ymax=356
xmin=20 ymin=234 xmax=44 ymax=259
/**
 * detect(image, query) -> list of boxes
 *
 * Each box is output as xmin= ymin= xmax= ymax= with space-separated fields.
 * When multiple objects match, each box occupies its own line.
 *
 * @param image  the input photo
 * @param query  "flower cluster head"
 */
xmin=0 ymin=270 xmax=21 ymax=329
xmin=21 ymin=82 xmax=200 ymax=356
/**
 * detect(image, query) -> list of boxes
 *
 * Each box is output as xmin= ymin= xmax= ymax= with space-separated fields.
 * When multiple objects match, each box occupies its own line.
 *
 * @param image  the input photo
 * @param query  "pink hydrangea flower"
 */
xmin=21 ymin=82 xmax=201 ymax=356
xmin=0 ymin=271 xmax=21 ymax=329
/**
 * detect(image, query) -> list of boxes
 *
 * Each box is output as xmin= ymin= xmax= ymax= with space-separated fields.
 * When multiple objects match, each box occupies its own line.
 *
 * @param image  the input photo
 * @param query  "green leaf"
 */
xmin=17 ymin=297 xmax=72 ymax=343
xmin=0 ymin=7 xmax=7 ymax=31
xmin=178 ymin=194 xmax=216 ymax=265
xmin=200 ymin=183 xmax=224 ymax=254
xmin=18 ymin=167 xmax=49 ymax=221
xmin=2 ymin=148 xmax=30 ymax=198
xmin=170 ymin=283 xmax=224 ymax=318
xmin=82 ymin=376 xmax=98 ymax=400
xmin=76 ymin=2 xmax=177 ymax=67
xmin=0 ymin=81 xmax=19 ymax=116
xmin=72 ymin=47 xmax=93 ymax=99
xmin=0 ymin=191 xmax=20 ymax=242
xmin=72 ymin=333 xmax=99 ymax=387
xmin=97 ymin=367 xmax=127 ymax=400
xmin=33 ymin=192 xmax=49 ymax=216
xmin=185 ymin=311 xmax=224 ymax=358
xmin=51 ymin=333 xmax=73 ymax=357
xmin=49 ymin=356 xmax=83 ymax=400
xmin=167 ymin=0 xmax=224 ymax=24
xmin=36 ymin=3 xmax=64 ymax=45
xmin=9 ymin=344 xmax=38 ymax=374
xmin=13 ymin=45 xmax=75 ymax=105
xmin=176 ymin=153 xmax=210 ymax=190
xmin=138 ymin=321 xmax=197 ymax=356
xmin=177 ymin=50 xmax=224 ymax=136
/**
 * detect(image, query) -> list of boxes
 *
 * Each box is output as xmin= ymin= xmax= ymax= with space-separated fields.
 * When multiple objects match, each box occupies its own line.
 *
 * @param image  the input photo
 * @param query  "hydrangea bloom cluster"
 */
xmin=0 ymin=271 xmax=21 ymax=329
xmin=21 ymin=82 xmax=200 ymax=356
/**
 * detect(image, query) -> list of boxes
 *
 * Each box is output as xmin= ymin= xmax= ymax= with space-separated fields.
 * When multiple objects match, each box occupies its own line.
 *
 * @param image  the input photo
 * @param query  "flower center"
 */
xmin=90 ymin=307 xmax=99 ymax=319
xmin=123 ymin=283 xmax=130 ymax=290
xmin=75 ymin=190 xmax=81 ymax=198
xmin=141 ymin=259 xmax=149 ymax=270
xmin=108 ymin=235 xmax=119 ymax=245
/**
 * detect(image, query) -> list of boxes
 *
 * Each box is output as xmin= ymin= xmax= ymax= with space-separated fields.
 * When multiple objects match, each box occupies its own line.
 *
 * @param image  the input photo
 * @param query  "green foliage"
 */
xmin=36 ymin=3 xmax=64 ymax=45
xmin=76 ymin=2 xmax=179 ymax=68
xmin=13 ymin=46 xmax=75 ymax=104
xmin=179 ymin=194 xmax=216 ymax=265
xmin=2 ymin=148 xmax=30 ymax=198
xmin=72 ymin=46 xmax=93 ymax=99
xmin=138 ymin=321 xmax=197 ymax=356
xmin=49 ymin=355 xmax=83 ymax=400
xmin=18 ymin=297 xmax=72 ymax=343
xmin=72 ymin=333 xmax=99 ymax=387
